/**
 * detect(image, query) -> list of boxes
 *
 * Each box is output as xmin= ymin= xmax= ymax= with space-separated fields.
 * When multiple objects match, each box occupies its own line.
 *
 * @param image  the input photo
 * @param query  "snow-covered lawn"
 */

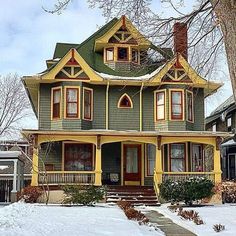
xmin=0 ymin=202 xmax=163 ymax=236
xmin=147 ymin=204 xmax=236 ymax=236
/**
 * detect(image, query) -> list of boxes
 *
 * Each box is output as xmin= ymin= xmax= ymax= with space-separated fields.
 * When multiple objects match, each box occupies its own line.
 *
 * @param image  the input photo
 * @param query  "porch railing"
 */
xmin=162 ymin=172 xmax=215 ymax=182
xmin=38 ymin=171 xmax=96 ymax=185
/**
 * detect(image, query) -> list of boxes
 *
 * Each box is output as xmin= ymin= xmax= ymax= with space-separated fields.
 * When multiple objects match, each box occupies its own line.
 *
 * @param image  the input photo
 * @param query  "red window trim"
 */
xmin=105 ymin=47 xmax=114 ymax=62
xmin=117 ymin=47 xmax=129 ymax=61
xmin=156 ymin=91 xmax=165 ymax=121
xmin=52 ymin=88 xmax=61 ymax=119
xmin=187 ymin=91 xmax=193 ymax=122
xmin=83 ymin=88 xmax=93 ymax=120
xmin=65 ymin=88 xmax=79 ymax=118
xmin=169 ymin=143 xmax=186 ymax=172
xmin=64 ymin=143 xmax=94 ymax=171
xmin=171 ymin=90 xmax=183 ymax=120
xmin=131 ymin=49 xmax=138 ymax=63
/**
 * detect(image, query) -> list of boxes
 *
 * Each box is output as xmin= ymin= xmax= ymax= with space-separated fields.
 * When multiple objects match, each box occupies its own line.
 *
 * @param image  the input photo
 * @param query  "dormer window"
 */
xmin=106 ymin=48 xmax=114 ymax=61
xmin=132 ymin=49 xmax=139 ymax=63
xmin=118 ymin=47 xmax=128 ymax=61
xmin=118 ymin=94 xmax=133 ymax=108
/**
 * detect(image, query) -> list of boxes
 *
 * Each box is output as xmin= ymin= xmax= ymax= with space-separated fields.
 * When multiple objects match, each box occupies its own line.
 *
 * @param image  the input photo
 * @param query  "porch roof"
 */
xmin=22 ymin=129 xmax=231 ymax=138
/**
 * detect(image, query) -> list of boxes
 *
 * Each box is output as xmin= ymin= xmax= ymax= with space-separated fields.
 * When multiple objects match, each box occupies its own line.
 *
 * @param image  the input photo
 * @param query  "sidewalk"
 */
xmin=145 ymin=210 xmax=197 ymax=236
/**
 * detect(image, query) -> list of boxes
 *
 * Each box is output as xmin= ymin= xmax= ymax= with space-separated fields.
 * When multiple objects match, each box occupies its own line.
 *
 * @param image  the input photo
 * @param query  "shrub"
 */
xmin=62 ymin=185 xmax=105 ymax=206
xmin=213 ymin=224 xmax=225 ymax=232
xmin=19 ymin=186 xmax=43 ymax=203
xmin=159 ymin=177 xmax=214 ymax=205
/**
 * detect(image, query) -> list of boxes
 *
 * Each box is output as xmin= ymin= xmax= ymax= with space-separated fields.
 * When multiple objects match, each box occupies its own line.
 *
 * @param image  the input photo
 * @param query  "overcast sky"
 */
xmin=0 ymin=0 xmax=232 ymax=133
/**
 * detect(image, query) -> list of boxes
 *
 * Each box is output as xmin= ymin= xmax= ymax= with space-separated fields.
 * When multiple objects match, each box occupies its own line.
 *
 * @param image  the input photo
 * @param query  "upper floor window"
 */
xmin=170 ymin=90 xmax=183 ymax=120
xmin=227 ymin=117 xmax=232 ymax=132
xmin=118 ymin=47 xmax=128 ymax=61
xmin=212 ymin=123 xmax=216 ymax=132
xmin=105 ymin=48 xmax=114 ymax=61
xmin=65 ymin=87 xmax=79 ymax=118
xmin=52 ymin=87 xmax=61 ymax=119
xmin=186 ymin=91 xmax=193 ymax=122
xmin=132 ymin=49 xmax=139 ymax=63
xmin=118 ymin=94 xmax=133 ymax=108
xmin=83 ymin=88 xmax=93 ymax=121
xmin=156 ymin=91 xmax=165 ymax=120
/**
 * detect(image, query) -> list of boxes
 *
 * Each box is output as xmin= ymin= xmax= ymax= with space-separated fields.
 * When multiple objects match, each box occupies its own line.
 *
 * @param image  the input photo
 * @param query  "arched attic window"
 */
xmin=118 ymin=93 xmax=133 ymax=108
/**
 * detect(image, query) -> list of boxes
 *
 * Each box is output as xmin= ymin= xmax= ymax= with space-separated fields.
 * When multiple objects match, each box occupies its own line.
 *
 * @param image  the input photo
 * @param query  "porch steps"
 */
xmin=106 ymin=186 xmax=160 ymax=206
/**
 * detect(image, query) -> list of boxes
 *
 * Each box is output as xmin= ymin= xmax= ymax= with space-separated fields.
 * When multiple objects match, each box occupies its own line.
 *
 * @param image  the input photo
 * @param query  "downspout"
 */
xmin=139 ymin=82 xmax=144 ymax=132
xmin=106 ymin=81 xmax=110 ymax=130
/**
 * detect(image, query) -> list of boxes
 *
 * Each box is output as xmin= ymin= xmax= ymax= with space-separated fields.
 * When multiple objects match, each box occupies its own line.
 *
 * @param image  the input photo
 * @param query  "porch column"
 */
xmin=11 ymin=160 xmax=18 ymax=202
xmin=31 ymin=147 xmax=39 ymax=186
xmin=94 ymin=146 xmax=102 ymax=186
xmin=155 ymin=148 xmax=163 ymax=184
xmin=214 ymin=148 xmax=222 ymax=183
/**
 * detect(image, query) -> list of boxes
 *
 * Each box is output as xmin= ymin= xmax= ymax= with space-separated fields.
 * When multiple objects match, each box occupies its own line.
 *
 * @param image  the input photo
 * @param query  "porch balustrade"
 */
xmin=38 ymin=171 xmax=95 ymax=185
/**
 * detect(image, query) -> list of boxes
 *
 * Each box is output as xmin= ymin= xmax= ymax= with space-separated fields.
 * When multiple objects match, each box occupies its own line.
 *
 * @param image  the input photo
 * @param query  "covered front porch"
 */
xmin=23 ymin=130 xmax=229 ymax=192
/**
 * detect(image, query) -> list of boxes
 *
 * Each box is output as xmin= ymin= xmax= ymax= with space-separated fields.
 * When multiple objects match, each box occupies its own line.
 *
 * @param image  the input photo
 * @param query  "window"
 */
xmin=171 ymin=91 xmax=183 ymax=120
xmin=191 ymin=144 xmax=204 ymax=172
xmin=118 ymin=94 xmax=133 ymax=108
xmin=227 ymin=117 xmax=232 ymax=132
xmin=105 ymin=48 xmax=114 ymax=61
xmin=118 ymin=47 xmax=128 ymax=61
xmin=170 ymin=144 xmax=185 ymax=172
xmin=132 ymin=49 xmax=139 ymax=63
xmin=83 ymin=88 xmax=93 ymax=120
xmin=186 ymin=91 xmax=193 ymax=122
xmin=52 ymin=88 xmax=61 ymax=119
xmin=156 ymin=91 xmax=165 ymax=120
xmin=65 ymin=87 xmax=79 ymax=118
xmin=212 ymin=123 xmax=216 ymax=132
xmin=64 ymin=143 xmax=94 ymax=171
xmin=146 ymin=144 xmax=156 ymax=176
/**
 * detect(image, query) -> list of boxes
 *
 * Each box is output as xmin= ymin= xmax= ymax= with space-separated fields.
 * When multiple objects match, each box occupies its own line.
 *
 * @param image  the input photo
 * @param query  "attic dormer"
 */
xmin=94 ymin=16 xmax=151 ymax=72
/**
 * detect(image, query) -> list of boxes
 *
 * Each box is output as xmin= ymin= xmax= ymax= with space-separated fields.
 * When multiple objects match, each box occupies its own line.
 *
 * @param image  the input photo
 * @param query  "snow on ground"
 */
xmin=146 ymin=204 xmax=236 ymax=236
xmin=0 ymin=202 xmax=164 ymax=236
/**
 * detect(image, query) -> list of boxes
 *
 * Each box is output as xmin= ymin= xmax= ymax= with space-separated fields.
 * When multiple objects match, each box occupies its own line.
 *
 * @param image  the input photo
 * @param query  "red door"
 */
xmin=123 ymin=144 xmax=141 ymax=185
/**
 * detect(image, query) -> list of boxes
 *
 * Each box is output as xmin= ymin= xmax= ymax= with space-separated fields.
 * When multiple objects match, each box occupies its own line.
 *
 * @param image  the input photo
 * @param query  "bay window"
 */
xmin=52 ymin=87 xmax=61 ymax=119
xmin=170 ymin=143 xmax=185 ymax=172
xmin=83 ymin=88 xmax=93 ymax=120
xmin=65 ymin=87 xmax=79 ymax=118
xmin=171 ymin=90 xmax=183 ymax=120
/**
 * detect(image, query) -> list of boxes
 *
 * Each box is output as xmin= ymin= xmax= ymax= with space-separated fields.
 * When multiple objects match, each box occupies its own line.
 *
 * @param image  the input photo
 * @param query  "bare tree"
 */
xmin=43 ymin=0 xmax=236 ymax=99
xmin=0 ymin=74 xmax=31 ymax=137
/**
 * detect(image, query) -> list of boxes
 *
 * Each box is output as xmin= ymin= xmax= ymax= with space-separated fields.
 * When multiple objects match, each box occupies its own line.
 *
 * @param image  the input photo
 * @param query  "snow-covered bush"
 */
xmin=159 ymin=177 xmax=214 ymax=205
xmin=62 ymin=185 xmax=105 ymax=206
xmin=19 ymin=186 xmax=43 ymax=203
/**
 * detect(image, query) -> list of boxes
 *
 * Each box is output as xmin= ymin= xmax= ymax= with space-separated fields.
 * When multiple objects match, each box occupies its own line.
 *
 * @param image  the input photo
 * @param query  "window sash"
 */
xmin=171 ymin=91 xmax=183 ymax=119
xmin=106 ymin=48 xmax=114 ymax=61
xmin=170 ymin=144 xmax=185 ymax=172
xmin=66 ymin=88 xmax=78 ymax=118
xmin=187 ymin=92 xmax=193 ymax=122
xmin=132 ymin=49 xmax=138 ymax=63
xmin=156 ymin=92 xmax=165 ymax=120
xmin=118 ymin=47 xmax=128 ymax=61
xmin=52 ymin=89 xmax=61 ymax=119
xmin=84 ymin=89 xmax=92 ymax=120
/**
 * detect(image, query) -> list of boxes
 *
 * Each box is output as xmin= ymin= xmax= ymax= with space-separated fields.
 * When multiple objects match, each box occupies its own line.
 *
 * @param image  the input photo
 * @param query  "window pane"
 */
xmin=132 ymin=49 xmax=138 ymax=62
xmin=187 ymin=92 xmax=193 ymax=121
xmin=172 ymin=105 xmax=181 ymax=115
xmin=84 ymin=89 xmax=92 ymax=119
xmin=67 ymin=89 xmax=77 ymax=102
xmin=157 ymin=106 xmax=164 ymax=120
xmin=67 ymin=103 xmax=77 ymax=115
xmin=126 ymin=147 xmax=138 ymax=173
xmin=172 ymin=92 xmax=181 ymax=104
xmin=53 ymin=90 xmax=60 ymax=104
xmin=106 ymin=48 xmax=114 ymax=61
xmin=118 ymin=47 xmax=128 ymax=60
xmin=171 ymin=159 xmax=184 ymax=172
xmin=157 ymin=93 xmax=164 ymax=105
xmin=147 ymin=144 xmax=155 ymax=175
xmin=171 ymin=144 xmax=185 ymax=159
xmin=53 ymin=103 xmax=60 ymax=118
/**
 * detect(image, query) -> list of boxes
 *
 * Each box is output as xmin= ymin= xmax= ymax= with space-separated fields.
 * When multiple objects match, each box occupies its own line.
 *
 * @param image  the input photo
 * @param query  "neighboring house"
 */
xmin=22 ymin=16 xmax=228 ymax=198
xmin=206 ymin=95 xmax=236 ymax=180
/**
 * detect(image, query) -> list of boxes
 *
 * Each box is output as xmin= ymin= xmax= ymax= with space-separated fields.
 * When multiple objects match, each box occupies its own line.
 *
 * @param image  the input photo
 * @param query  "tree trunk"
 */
xmin=211 ymin=0 xmax=236 ymax=100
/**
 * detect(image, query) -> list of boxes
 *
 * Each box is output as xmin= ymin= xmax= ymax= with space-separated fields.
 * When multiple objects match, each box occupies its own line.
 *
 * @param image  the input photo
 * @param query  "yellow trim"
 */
xmin=106 ymin=82 xmax=110 ymax=130
xmin=31 ymin=148 xmax=39 ymax=186
xmin=42 ymin=49 xmax=103 ymax=82
xmin=186 ymin=90 xmax=194 ymax=123
xmin=154 ymin=89 xmax=167 ymax=122
xmin=117 ymin=93 xmax=133 ymax=108
xmin=95 ymin=16 xmax=151 ymax=51
xmin=169 ymin=88 xmax=185 ymax=121
xmin=63 ymin=86 xmax=81 ymax=119
xmin=82 ymin=87 xmax=94 ymax=121
xmin=51 ymin=86 xmax=62 ymax=120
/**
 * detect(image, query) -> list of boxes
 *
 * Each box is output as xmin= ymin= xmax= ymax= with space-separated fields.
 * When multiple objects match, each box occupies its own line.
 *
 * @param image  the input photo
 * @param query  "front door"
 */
xmin=123 ymin=144 xmax=141 ymax=185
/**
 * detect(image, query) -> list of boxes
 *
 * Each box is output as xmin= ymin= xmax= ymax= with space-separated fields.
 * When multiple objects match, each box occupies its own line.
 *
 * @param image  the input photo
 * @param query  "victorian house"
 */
xmin=22 ymin=16 xmax=228 ymax=200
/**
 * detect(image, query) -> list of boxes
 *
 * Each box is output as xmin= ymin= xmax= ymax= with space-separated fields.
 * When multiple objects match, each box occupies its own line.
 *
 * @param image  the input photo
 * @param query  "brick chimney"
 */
xmin=173 ymin=22 xmax=188 ymax=60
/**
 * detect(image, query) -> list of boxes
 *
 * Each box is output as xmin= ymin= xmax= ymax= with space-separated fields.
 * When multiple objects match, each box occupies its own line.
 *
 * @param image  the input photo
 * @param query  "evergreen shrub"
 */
xmin=159 ymin=177 xmax=214 ymax=205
